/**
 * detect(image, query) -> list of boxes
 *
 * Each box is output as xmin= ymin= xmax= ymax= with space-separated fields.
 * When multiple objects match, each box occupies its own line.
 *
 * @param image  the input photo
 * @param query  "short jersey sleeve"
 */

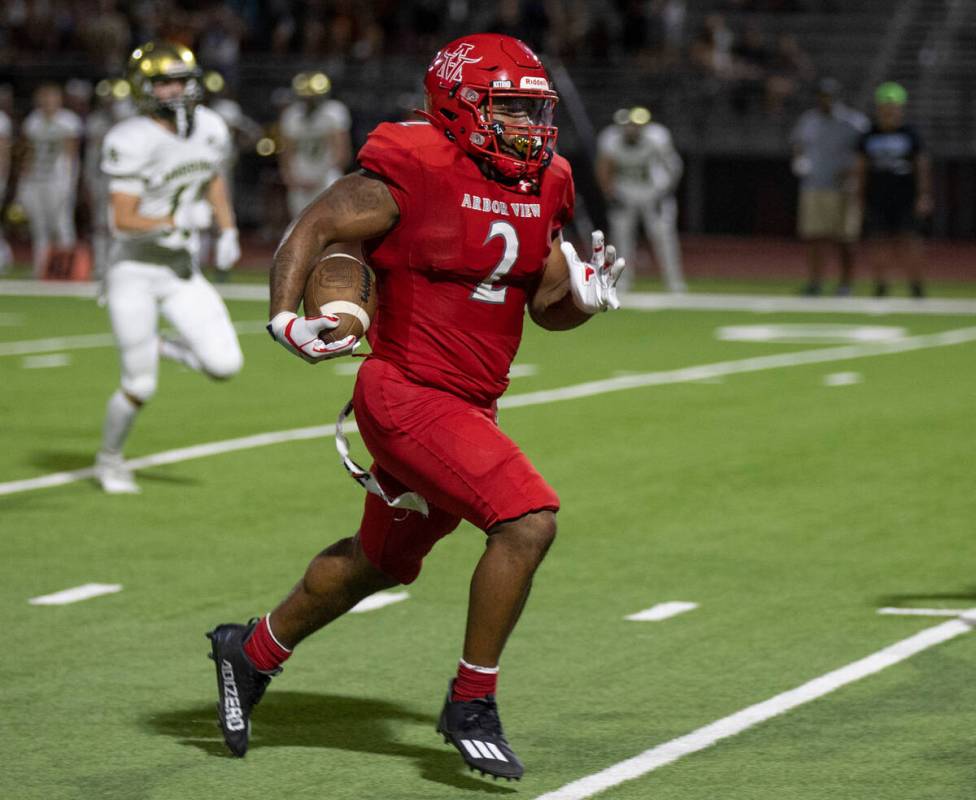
xmin=356 ymin=123 xmax=425 ymax=223
xmin=324 ymin=100 xmax=351 ymax=132
xmin=59 ymin=110 xmax=83 ymax=138
xmin=551 ymin=161 xmax=576 ymax=238
xmin=102 ymin=122 xmax=148 ymax=195
xmin=202 ymin=107 xmax=233 ymax=162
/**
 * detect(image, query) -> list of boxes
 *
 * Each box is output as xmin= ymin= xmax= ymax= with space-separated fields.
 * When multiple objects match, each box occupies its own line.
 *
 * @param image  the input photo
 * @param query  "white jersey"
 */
xmin=597 ymin=122 xmax=683 ymax=204
xmin=101 ymin=105 xmax=230 ymax=272
xmin=280 ymin=99 xmax=350 ymax=183
xmin=22 ymin=108 xmax=82 ymax=185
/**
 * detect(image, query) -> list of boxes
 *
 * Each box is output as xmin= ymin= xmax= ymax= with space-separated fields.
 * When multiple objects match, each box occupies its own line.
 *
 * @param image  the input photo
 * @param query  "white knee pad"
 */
xmin=121 ymin=373 xmax=158 ymax=403
xmin=200 ymin=346 xmax=243 ymax=381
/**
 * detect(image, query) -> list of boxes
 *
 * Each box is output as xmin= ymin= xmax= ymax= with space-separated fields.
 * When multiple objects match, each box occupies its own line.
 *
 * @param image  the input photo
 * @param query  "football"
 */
xmin=302 ymin=252 xmax=378 ymax=343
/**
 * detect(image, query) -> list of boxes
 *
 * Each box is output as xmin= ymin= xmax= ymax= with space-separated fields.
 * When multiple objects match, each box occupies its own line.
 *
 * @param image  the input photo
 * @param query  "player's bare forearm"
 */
xmin=270 ymin=171 xmax=399 ymax=315
xmin=529 ymin=292 xmax=592 ymax=330
xmin=110 ymin=192 xmax=174 ymax=233
xmin=207 ymin=174 xmax=236 ymax=231
xmin=528 ymin=236 xmax=593 ymax=331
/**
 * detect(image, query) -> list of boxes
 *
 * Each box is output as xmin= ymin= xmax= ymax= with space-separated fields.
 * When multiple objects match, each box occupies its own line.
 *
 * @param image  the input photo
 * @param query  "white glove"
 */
xmin=215 ymin=228 xmax=240 ymax=271
xmin=561 ymin=231 xmax=626 ymax=313
xmin=172 ymin=200 xmax=213 ymax=231
xmin=267 ymin=311 xmax=359 ymax=364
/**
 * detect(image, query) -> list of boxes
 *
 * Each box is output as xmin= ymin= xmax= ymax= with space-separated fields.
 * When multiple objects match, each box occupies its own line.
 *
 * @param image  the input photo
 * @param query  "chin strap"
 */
xmin=335 ymin=400 xmax=429 ymax=516
xmin=174 ymin=104 xmax=188 ymax=138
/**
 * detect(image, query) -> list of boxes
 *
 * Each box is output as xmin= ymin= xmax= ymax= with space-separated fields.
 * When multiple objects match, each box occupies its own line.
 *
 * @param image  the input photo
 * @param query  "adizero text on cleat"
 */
xmin=206 ymin=620 xmax=279 ymax=757
xmin=436 ymin=681 xmax=524 ymax=780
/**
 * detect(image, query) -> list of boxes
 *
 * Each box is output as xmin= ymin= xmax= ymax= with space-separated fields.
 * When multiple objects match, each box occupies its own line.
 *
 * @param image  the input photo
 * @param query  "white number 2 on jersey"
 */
xmin=470 ymin=220 xmax=519 ymax=304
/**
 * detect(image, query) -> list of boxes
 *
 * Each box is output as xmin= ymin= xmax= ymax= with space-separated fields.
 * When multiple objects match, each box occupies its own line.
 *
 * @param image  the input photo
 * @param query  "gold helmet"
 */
xmin=127 ymin=41 xmax=203 ymax=134
xmin=292 ymin=71 xmax=331 ymax=99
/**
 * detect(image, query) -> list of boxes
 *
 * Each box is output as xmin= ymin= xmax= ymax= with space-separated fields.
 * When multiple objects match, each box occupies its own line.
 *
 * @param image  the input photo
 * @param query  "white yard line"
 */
xmin=499 ymin=325 xmax=976 ymax=409
xmin=877 ymin=607 xmax=970 ymax=617
xmin=29 ymin=583 xmax=123 ymax=605
xmin=349 ymin=591 xmax=410 ymax=613
xmin=0 ymin=321 xmax=268 ymax=357
xmin=2 ymin=325 xmax=975 ymax=498
xmin=625 ymin=602 xmax=698 ymax=621
xmin=0 ymin=423 xmax=348 ymax=497
xmin=22 ymin=353 xmax=72 ymax=369
xmin=532 ymin=613 xmax=976 ymax=800
xmin=823 ymin=371 xmax=863 ymax=387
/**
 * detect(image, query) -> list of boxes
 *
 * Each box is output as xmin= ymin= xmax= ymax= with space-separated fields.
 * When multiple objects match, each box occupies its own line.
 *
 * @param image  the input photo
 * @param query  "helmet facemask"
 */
xmin=455 ymin=85 xmax=558 ymax=187
xmin=149 ymin=76 xmax=203 ymax=137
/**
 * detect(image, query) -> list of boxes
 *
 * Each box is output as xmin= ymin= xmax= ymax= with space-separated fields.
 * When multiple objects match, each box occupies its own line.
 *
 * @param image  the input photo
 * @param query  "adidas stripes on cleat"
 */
xmin=436 ymin=680 xmax=524 ymax=780
xmin=206 ymin=620 xmax=280 ymax=757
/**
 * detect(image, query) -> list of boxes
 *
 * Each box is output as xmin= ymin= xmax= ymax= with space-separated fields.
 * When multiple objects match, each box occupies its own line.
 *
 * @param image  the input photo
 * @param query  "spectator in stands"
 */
xmin=690 ymin=14 xmax=735 ymax=80
xmin=790 ymin=78 xmax=868 ymax=296
xmin=765 ymin=33 xmax=814 ymax=115
xmin=596 ymin=105 xmax=685 ymax=292
xmin=854 ymin=82 xmax=933 ymax=298
xmin=16 ymin=83 xmax=82 ymax=278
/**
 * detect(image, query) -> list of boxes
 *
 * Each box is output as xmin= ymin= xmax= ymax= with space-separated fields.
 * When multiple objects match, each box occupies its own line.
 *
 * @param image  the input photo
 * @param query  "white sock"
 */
xmin=159 ymin=336 xmax=203 ymax=372
xmin=101 ymin=389 xmax=140 ymax=455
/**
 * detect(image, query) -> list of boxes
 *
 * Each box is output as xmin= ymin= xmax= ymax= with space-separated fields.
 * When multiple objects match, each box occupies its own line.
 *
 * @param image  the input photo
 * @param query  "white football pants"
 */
xmin=609 ymin=195 xmax=686 ymax=293
xmin=106 ymin=261 xmax=243 ymax=401
xmin=19 ymin=180 xmax=77 ymax=277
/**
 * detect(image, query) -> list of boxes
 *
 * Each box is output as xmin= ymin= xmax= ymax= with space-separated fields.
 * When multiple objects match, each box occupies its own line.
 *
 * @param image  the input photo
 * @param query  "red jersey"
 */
xmin=357 ymin=120 xmax=575 ymax=405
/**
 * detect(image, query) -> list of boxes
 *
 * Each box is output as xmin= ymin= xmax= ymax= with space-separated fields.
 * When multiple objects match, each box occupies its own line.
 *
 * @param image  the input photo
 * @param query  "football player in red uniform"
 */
xmin=208 ymin=34 xmax=624 ymax=779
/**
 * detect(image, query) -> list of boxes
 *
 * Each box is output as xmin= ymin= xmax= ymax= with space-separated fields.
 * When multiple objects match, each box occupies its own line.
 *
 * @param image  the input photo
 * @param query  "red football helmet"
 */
xmin=421 ymin=34 xmax=558 ymax=188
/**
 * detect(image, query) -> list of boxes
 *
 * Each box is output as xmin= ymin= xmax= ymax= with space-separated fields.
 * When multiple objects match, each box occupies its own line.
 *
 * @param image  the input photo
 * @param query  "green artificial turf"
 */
xmin=2 ymin=284 xmax=975 ymax=800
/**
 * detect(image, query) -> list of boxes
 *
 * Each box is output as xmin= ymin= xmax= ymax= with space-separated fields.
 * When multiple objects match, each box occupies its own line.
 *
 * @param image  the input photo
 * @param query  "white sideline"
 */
xmin=29 ymin=583 xmax=123 ymax=605
xmin=532 ymin=613 xmax=976 ymax=800
xmin=0 ymin=320 xmax=268 ymax=357
xmin=3 ymin=279 xmax=976 ymax=314
xmin=2 ymin=325 xmax=975 ymax=498
xmin=623 ymin=292 xmax=976 ymax=316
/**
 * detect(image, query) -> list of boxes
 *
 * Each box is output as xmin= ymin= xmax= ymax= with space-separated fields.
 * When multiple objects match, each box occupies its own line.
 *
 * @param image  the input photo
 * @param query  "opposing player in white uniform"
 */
xmin=95 ymin=41 xmax=243 ymax=494
xmin=17 ymin=84 xmax=83 ymax=277
xmin=279 ymin=72 xmax=351 ymax=218
xmin=596 ymin=106 xmax=685 ymax=293
xmin=0 ymin=106 xmax=12 ymax=273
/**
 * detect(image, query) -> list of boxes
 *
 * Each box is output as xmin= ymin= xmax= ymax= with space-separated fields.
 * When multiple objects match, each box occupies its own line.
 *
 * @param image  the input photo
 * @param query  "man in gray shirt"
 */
xmin=790 ymin=78 xmax=869 ymax=295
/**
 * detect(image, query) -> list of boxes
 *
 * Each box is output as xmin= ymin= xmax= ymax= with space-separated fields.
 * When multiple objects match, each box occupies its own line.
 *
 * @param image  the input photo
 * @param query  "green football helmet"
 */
xmin=126 ymin=41 xmax=203 ymax=135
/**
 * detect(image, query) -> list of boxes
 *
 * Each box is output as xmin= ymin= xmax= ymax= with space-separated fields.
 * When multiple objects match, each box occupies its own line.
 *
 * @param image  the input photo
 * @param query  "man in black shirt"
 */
xmin=854 ymin=82 xmax=933 ymax=297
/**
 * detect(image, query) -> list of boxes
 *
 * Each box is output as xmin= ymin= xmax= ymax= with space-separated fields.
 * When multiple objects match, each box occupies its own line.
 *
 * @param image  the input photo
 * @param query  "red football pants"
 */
xmin=352 ymin=357 xmax=560 ymax=584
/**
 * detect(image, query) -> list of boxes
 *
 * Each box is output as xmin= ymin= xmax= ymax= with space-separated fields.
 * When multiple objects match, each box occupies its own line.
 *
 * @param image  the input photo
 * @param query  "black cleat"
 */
xmin=205 ymin=620 xmax=280 ymax=757
xmin=436 ymin=680 xmax=524 ymax=781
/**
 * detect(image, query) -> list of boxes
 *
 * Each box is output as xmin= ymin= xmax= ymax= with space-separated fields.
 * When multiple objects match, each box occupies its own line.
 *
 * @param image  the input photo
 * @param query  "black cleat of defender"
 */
xmin=436 ymin=680 xmax=524 ymax=780
xmin=206 ymin=620 xmax=280 ymax=757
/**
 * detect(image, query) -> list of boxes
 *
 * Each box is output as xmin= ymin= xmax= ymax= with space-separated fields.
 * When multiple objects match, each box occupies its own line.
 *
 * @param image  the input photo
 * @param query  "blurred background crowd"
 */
xmin=1 ymin=0 xmax=975 ymax=285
